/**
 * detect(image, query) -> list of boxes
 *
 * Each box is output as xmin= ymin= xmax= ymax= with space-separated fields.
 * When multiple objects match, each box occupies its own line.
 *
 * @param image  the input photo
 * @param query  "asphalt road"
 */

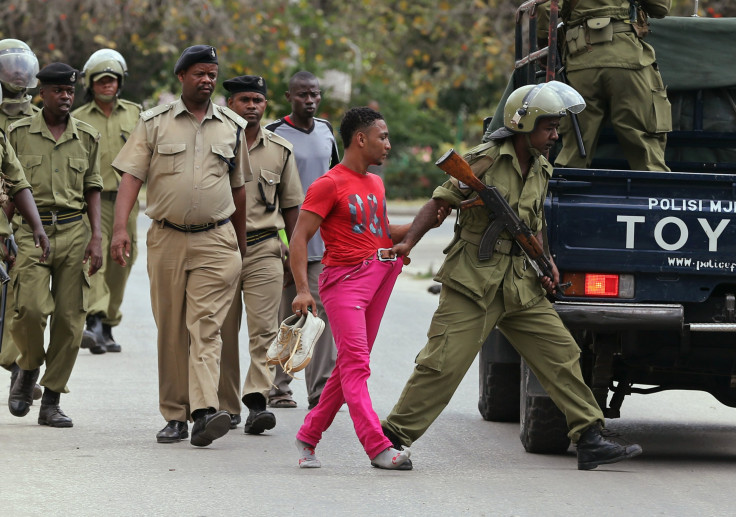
xmin=1 ymin=210 xmax=736 ymax=516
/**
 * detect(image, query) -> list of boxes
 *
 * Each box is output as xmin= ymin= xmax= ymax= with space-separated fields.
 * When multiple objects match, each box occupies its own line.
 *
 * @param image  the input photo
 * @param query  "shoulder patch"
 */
xmin=216 ymin=105 xmax=247 ymax=129
xmin=140 ymin=103 xmax=173 ymax=121
xmin=6 ymin=117 xmax=32 ymax=133
xmin=118 ymin=98 xmax=144 ymax=112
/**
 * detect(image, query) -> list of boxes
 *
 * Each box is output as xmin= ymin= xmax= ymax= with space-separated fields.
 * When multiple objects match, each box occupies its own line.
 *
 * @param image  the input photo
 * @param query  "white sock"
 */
xmin=296 ymin=439 xmax=321 ymax=468
xmin=371 ymin=447 xmax=411 ymax=469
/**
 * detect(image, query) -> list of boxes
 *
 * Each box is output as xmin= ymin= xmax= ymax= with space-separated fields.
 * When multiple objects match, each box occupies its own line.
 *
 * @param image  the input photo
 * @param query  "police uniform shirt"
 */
xmin=112 ymin=98 xmax=252 ymax=226
xmin=246 ymin=126 xmax=303 ymax=232
xmin=72 ymin=98 xmax=141 ymax=192
xmin=0 ymin=96 xmax=40 ymax=133
xmin=7 ymin=111 xmax=102 ymax=211
xmin=0 ymin=132 xmax=32 ymax=237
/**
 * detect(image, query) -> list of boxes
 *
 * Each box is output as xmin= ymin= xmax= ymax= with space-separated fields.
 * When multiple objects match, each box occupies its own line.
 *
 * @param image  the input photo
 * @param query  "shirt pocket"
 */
xmin=69 ymin=157 xmax=89 ymax=190
xmin=211 ymin=143 xmax=234 ymax=177
xmin=19 ymin=154 xmax=43 ymax=189
xmin=257 ymin=169 xmax=281 ymax=212
xmin=156 ymin=143 xmax=187 ymax=174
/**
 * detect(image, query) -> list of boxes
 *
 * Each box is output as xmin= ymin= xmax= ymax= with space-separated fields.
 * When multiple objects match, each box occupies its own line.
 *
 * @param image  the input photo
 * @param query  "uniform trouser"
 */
xmin=270 ymin=260 xmax=336 ymax=406
xmin=383 ymin=284 xmax=604 ymax=446
xmin=556 ymin=64 xmax=670 ymax=172
xmin=10 ymin=220 xmax=90 ymax=393
xmin=297 ymin=258 xmax=402 ymax=459
xmin=146 ymin=222 xmax=241 ymax=422
xmin=87 ymin=197 xmax=139 ymax=326
xmin=0 ymin=273 xmax=19 ymax=370
xmin=219 ymin=236 xmax=283 ymax=414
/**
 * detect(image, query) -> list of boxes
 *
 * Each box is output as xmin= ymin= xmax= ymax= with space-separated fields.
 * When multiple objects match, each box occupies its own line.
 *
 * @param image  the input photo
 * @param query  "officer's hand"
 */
xmin=391 ymin=241 xmax=413 ymax=265
xmin=431 ymin=205 xmax=451 ymax=228
xmin=84 ymin=236 xmax=103 ymax=276
xmin=33 ymin=229 xmax=50 ymax=263
xmin=110 ymin=229 xmax=131 ymax=267
xmin=292 ymin=291 xmax=317 ymax=317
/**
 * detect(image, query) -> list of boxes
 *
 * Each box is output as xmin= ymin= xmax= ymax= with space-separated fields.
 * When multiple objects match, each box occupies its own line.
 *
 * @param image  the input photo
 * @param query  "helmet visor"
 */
xmin=0 ymin=47 xmax=39 ymax=89
xmin=525 ymin=81 xmax=585 ymax=115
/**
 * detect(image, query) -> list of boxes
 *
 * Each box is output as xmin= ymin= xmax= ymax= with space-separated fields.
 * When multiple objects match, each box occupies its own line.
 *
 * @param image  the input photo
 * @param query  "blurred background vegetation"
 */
xmin=1 ymin=0 xmax=731 ymax=198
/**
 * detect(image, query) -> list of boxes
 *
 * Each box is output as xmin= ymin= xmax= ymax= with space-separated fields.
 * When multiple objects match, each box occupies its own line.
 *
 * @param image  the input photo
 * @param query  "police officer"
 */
xmin=382 ymin=82 xmax=643 ymax=470
xmin=547 ymin=0 xmax=672 ymax=171
xmin=219 ymin=75 xmax=304 ymax=432
xmin=74 ymin=49 xmax=142 ymax=354
xmin=7 ymin=62 xmax=103 ymax=427
xmin=110 ymin=45 xmax=252 ymax=447
xmin=0 ymin=38 xmax=44 ymax=400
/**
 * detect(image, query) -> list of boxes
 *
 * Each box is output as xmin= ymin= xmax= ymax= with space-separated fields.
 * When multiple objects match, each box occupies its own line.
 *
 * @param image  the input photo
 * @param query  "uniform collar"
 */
xmin=248 ymin=125 xmax=266 ymax=151
xmin=29 ymin=110 xmax=80 ymax=143
xmin=172 ymin=97 xmax=217 ymax=121
xmin=497 ymin=138 xmax=552 ymax=180
xmin=88 ymin=98 xmax=120 ymax=115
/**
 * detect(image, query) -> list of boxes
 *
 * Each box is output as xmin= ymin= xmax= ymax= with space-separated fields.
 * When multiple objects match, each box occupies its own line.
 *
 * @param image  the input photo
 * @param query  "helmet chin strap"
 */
xmin=525 ymin=133 xmax=543 ymax=159
xmin=94 ymin=92 xmax=117 ymax=103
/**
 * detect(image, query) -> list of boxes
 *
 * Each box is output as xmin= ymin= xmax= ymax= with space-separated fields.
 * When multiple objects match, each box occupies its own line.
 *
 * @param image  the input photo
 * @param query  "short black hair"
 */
xmin=288 ymin=70 xmax=317 ymax=90
xmin=340 ymin=106 xmax=384 ymax=148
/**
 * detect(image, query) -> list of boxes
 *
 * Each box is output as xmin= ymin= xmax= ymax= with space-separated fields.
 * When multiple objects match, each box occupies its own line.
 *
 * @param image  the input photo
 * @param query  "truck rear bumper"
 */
xmin=554 ymin=301 xmax=684 ymax=332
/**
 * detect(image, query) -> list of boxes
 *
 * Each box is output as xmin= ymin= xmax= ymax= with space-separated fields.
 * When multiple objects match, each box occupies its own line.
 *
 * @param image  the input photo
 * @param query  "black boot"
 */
xmin=242 ymin=393 xmax=276 ymax=435
xmin=81 ymin=314 xmax=106 ymax=354
xmin=38 ymin=389 xmax=73 ymax=427
xmin=9 ymin=363 xmax=42 ymax=402
xmin=577 ymin=423 xmax=642 ymax=470
xmin=190 ymin=408 xmax=230 ymax=447
xmin=102 ymin=324 xmax=121 ymax=353
xmin=8 ymin=367 xmax=40 ymax=417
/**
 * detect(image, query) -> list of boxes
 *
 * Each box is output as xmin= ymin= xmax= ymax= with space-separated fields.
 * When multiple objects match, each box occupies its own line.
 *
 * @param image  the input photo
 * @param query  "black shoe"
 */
xmin=381 ymin=425 xmax=407 ymax=450
xmin=229 ymin=413 xmax=241 ymax=429
xmin=38 ymin=404 xmax=73 ymax=427
xmin=9 ymin=364 xmax=42 ymax=402
xmin=102 ymin=324 xmax=122 ymax=353
xmin=156 ymin=420 xmax=189 ymax=443
xmin=243 ymin=408 xmax=276 ymax=435
xmin=307 ymin=396 xmax=320 ymax=410
xmin=8 ymin=367 xmax=40 ymax=417
xmin=191 ymin=410 xmax=230 ymax=447
xmin=81 ymin=314 xmax=106 ymax=354
xmin=577 ymin=423 xmax=642 ymax=470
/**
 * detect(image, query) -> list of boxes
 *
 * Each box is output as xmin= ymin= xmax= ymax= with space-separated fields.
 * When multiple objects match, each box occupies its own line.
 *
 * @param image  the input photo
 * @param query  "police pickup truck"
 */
xmin=478 ymin=14 xmax=736 ymax=453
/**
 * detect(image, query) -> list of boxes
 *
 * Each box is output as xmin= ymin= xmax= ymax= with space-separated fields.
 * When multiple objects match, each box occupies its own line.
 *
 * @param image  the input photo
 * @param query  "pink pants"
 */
xmin=296 ymin=257 xmax=402 ymax=459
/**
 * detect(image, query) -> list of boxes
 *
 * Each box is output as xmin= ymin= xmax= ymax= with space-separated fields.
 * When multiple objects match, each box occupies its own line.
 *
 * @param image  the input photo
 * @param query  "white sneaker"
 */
xmin=285 ymin=312 xmax=325 ymax=374
xmin=266 ymin=314 xmax=304 ymax=366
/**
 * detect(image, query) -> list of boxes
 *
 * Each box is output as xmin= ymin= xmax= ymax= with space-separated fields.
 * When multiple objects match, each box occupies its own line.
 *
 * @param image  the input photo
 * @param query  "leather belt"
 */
xmin=100 ymin=191 xmax=118 ymax=201
xmin=160 ymin=218 xmax=230 ymax=233
xmin=246 ymin=229 xmax=278 ymax=246
xmin=611 ymin=20 xmax=635 ymax=34
xmin=28 ymin=209 xmax=83 ymax=226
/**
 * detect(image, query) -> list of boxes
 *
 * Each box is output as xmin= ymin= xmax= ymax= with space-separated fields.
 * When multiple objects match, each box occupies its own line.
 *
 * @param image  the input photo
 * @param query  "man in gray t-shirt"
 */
xmin=265 ymin=71 xmax=339 ymax=409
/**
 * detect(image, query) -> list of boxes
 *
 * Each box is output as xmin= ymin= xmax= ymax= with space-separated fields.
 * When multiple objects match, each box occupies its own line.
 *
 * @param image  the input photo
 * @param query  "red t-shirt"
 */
xmin=301 ymin=164 xmax=393 ymax=266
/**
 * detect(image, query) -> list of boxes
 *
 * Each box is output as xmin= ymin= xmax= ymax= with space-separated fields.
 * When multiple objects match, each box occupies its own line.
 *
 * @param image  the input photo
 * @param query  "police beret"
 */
xmin=222 ymin=75 xmax=267 ymax=97
xmin=174 ymin=45 xmax=218 ymax=74
xmin=36 ymin=62 xmax=78 ymax=85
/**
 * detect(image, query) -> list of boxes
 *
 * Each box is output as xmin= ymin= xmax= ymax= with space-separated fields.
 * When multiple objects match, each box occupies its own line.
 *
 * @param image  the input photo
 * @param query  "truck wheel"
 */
xmin=478 ymin=362 xmax=520 ymax=422
xmin=478 ymin=329 xmax=520 ymax=422
xmin=519 ymin=360 xmax=571 ymax=454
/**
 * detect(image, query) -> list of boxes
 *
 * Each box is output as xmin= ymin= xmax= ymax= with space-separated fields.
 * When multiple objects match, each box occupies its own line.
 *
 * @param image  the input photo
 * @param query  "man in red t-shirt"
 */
xmin=288 ymin=107 xmax=413 ymax=470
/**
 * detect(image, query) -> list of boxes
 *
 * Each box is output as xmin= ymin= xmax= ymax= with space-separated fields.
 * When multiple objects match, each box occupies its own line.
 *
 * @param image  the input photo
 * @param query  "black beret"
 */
xmin=37 ymin=62 xmax=78 ymax=85
xmin=174 ymin=45 xmax=218 ymax=74
xmin=222 ymin=75 xmax=267 ymax=97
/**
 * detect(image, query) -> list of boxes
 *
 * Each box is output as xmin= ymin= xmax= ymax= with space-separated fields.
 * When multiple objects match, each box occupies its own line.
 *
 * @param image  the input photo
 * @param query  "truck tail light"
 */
xmin=561 ymin=273 xmax=634 ymax=298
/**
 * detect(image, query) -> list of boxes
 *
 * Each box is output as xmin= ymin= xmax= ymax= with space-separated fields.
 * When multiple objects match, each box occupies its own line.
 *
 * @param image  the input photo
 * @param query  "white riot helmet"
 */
xmin=0 ymin=39 xmax=40 ymax=93
xmin=81 ymin=48 xmax=128 ymax=91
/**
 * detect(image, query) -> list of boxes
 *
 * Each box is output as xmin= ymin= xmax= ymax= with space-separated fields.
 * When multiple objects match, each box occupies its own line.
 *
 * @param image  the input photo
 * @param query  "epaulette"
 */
xmin=74 ymin=118 xmax=102 ymax=142
xmin=216 ymin=104 xmax=247 ymax=130
xmin=118 ymin=98 xmax=143 ymax=112
xmin=6 ymin=117 xmax=32 ymax=134
xmin=140 ymin=103 xmax=173 ymax=122
xmin=264 ymin=129 xmax=293 ymax=152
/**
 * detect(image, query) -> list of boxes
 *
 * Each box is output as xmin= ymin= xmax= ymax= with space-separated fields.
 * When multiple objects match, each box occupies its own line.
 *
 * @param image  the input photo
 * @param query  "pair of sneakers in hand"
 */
xmin=266 ymin=311 xmax=325 ymax=377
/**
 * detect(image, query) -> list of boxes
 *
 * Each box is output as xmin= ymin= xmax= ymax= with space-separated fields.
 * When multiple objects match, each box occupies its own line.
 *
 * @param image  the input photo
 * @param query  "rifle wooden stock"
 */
xmin=436 ymin=148 xmax=564 ymax=292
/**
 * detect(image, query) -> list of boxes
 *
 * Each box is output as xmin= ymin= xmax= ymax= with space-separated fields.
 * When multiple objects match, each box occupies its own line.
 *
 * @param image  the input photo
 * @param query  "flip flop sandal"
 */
xmin=269 ymin=396 xmax=297 ymax=408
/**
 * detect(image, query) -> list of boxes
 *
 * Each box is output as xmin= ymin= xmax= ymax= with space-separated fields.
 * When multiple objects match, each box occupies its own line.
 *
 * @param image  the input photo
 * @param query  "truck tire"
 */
xmin=478 ymin=329 xmax=520 ymax=422
xmin=478 ymin=362 xmax=520 ymax=422
xmin=519 ymin=360 xmax=571 ymax=454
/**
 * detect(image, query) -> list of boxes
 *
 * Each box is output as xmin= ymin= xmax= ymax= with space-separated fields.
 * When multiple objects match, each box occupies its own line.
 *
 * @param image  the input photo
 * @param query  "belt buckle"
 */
xmin=50 ymin=210 xmax=58 ymax=225
xmin=376 ymin=248 xmax=397 ymax=262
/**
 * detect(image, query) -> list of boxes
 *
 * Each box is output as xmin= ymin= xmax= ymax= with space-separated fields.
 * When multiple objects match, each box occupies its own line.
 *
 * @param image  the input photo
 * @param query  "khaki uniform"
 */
xmin=112 ymin=98 xmax=252 ymax=422
xmin=6 ymin=111 xmax=102 ymax=393
xmin=548 ymin=0 xmax=672 ymax=171
xmin=383 ymin=139 xmax=604 ymax=446
xmin=72 ymin=98 xmax=141 ymax=327
xmin=0 ymin=97 xmax=40 ymax=371
xmin=219 ymin=126 xmax=304 ymax=414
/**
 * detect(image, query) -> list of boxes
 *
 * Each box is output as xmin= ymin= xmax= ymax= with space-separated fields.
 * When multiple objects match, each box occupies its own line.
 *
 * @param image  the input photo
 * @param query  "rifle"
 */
xmin=435 ymin=148 xmax=568 ymax=293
